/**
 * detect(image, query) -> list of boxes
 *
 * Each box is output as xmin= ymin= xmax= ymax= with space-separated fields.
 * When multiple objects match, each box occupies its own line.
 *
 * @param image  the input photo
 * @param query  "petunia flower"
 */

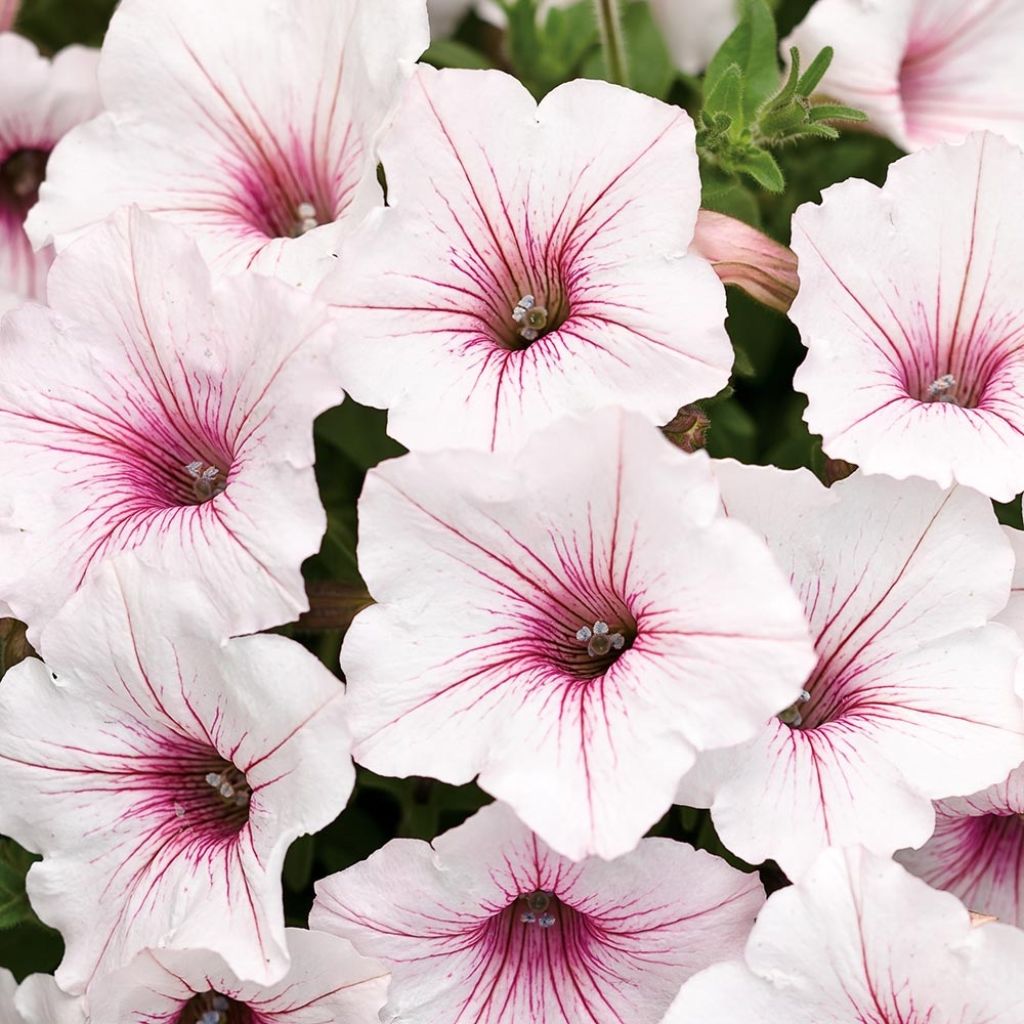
xmin=675 ymin=462 xmax=1024 ymax=879
xmin=784 ymin=0 xmax=1024 ymax=151
xmin=342 ymin=409 xmax=816 ymax=861
xmin=25 ymin=0 xmax=429 ymax=289
xmin=896 ymin=524 xmax=1024 ymax=926
xmin=1 ymin=970 xmax=15 ymax=1024
xmin=83 ymin=930 xmax=387 ymax=1024
xmin=9 ymin=975 xmax=83 ymax=1024
xmin=0 ymin=2 xmax=18 ymax=30
xmin=663 ymin=847 xmax=1024 ymax=1024
xmin=0 ymin=559 xmax=353 ymax=994
xmin=0 ymin=207 xmax=341 ymax=640
xmin=649 ymin=0 xmax=738 ymax=76
xmin=310 ymin=801 xmax=764 ymax=1024
xmin=791 ymin=132 xmax=1024 ymax=501
xmin=321 ymin=65 xmax=731 ymax=452
xmin=897 ymin=766 xmax=1024 ymax=929
xmin=0 ymin=33 xmax=99 ymax=312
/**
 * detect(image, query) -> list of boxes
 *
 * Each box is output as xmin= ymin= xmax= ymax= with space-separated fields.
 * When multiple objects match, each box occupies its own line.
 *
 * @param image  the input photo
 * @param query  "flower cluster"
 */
xmin=1 ymin=0 xmax=1024 ymax=1021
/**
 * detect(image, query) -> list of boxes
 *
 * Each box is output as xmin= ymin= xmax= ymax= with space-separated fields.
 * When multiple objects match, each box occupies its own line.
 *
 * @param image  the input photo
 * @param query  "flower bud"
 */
xmin=692 ymin=210 xmax=799 ymax=313
xmin=0 ymin=0 xmax=19 ymax=30
xmin=663 ymin=405 xmax=710 ymax=453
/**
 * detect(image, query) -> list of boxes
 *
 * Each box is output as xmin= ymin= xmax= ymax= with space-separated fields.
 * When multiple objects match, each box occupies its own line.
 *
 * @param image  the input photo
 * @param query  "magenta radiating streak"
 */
xmin=0 ymin=36 xmax=99 ymax=304
xmin=898 ymin=761 xmax=1024 ymax=928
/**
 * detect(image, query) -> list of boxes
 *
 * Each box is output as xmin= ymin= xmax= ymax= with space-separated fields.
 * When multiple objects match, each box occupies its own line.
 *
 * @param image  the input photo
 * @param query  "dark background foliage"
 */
xmin=3 ymin=0 xmax=1006 ymax=982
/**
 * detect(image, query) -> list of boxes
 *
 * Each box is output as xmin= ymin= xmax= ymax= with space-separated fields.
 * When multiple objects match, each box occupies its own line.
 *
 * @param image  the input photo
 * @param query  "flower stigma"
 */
xmin=778 ymin=689 xmax=811 ymax=728
xmin=204 ymin=765 xmax=251 ymax=810
xmin=293 ymin=200 xmax=319 ymax=237
xmin=520 ymin=890 xmax=556 ymax=928
xmin=512 ymin=294 xmax=550 ymax=343
xmin=927 ymin=374 xmax=958 ymax=404
xmin=186 ymin=460 xmax=227 ymax=502
xmin=576 ymin=621 xmax=626 ymax=658
xmin=180 ymin=990 xmax=234 ymax=1024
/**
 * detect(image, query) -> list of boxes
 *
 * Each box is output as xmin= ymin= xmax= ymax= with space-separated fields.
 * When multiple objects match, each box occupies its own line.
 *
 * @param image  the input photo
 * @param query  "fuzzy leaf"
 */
xmin=704 ymin=0 xmax=779 ymax=119
xmin=736 ymin=148 xmax=785 ymax=191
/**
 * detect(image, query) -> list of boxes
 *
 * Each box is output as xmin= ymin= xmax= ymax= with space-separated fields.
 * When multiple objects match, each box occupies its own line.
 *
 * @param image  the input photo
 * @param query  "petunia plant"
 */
xmin=2 ymin=0 xmax=1024 ymax=1022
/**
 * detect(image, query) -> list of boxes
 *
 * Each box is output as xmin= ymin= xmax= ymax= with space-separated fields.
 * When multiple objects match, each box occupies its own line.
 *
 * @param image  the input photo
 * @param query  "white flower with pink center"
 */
xmin=791 ymin=132 xmax=1024 ymax=500
xmin=0 ymin=33 xmax=99 ymax=312
xmin=896 ymin=525 xmax=1024 ymax=925
xmin=649 ymin=0 xmax=739 ymax=75
xmin=0 ymin=208 xmax=341 ymax=640
xmin=675 ymin=462 xmax=1024 ymax=879
xmin=25 ymin=0 xmax=428 ymax=289
xmin=321 ymin=66 xmax=731 ymax=452
xmin=665 ymin=847 xmax=1024 ymax=1024
xmin=343 ymin=409 xmax=816 ymax=860
xmin=898 ymin=766 xmax=1024 ymax=929
xmin=0 ymin=560 xmax=353 ymax=994
xmin=310 ymin=802 xmax=764 ymax=1024
xmin=83 ymin=930 xmax=387 ymax=1024
xmin=784 ymin=0 xmax=1024 ymax=151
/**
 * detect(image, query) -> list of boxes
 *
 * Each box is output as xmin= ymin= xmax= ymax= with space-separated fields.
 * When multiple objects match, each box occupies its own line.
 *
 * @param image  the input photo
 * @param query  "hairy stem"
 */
xmin=592 ymin=0 xmax=629 ymax=87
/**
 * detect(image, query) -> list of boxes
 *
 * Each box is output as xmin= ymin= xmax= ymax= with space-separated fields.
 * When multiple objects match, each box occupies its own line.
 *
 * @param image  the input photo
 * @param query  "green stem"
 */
xmin=592 ymin=0 xmax=629 ymax=87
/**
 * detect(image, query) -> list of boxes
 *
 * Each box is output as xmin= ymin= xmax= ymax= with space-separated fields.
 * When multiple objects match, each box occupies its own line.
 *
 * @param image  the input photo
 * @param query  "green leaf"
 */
xmin=736 ymin=148 xmax=785 ymax=192
xmin=704 ymin=0 xmax=779 ymax=120
xmin=542 ymin=1 xmax=599 ymax=78
xmin=283 ymin=835 xmax=316 ymax=893
xmin=796 ymin=45 xmax=833 ymax=97
xmin=703 ymin=63 xmax=745 ymax=124
xmin=421 ymin=39 xmax=495 ymax=71
xmin=0 ymin=840 xmax=38 ymax=930
xmin=809 ymin=103 xmax=868 ymax=123
xmin=16 ymin=0 xmax=117 ymax=49
xmin=314 ymin=400 xmax=404 ymax=473
xmin=700 ymin=167 xmax=763 ymax=226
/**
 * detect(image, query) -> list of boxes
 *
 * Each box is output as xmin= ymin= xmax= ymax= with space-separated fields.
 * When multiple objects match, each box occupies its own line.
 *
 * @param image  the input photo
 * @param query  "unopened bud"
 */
xmin=662 ymin=405 xmax=710 ymax=453
xmin=0 ymin=618 xmax=33 ymax=678
xmin=0 ymin=0 xmax=19 ymax=30
xmin=822 ymin=458 xmax=856 ymax=486
xmin=691 ymin=210 xmax=799 ymax=313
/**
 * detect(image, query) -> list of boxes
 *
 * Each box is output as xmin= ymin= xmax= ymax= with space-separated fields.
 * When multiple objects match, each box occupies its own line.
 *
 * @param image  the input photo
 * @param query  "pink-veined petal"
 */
xmin=311 ymin=802 xmax=763 ymax=1024
xmin=322 ymin=66 xmax=730 ymax=452
xmin=792 ymin=132 xmax=1024 ymax=500
xmin=0 ymin=208 xmax=342 ymax=639
xmin=344 ymin=409 xmax=815 ymax=860
xmin=0 ymin=559 xmax=352 ymax=992
xmin=26 ymin=0 xmax=429 ymax=288
xmin=677 ymin=463 xmax=1024 ymax=878
xmin=665 ymin=848 xmax=1024 ymax=1023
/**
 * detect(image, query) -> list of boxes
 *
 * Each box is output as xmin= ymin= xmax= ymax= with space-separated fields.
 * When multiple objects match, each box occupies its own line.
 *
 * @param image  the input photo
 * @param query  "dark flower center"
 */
xmin=178 ymin=991 xmax=254 ymax=1024
xmin=543 ymin=613 xmax=636 ymax=681
xmin=0 ymin=148 xmax=48 ymax=217
xmin=183 ymin=458 xmax=230 ymax=504
xmin=500 ymin=288 xmax=571 ymax=351
xmin=170 ymin=754 xmax=252 ymax=839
